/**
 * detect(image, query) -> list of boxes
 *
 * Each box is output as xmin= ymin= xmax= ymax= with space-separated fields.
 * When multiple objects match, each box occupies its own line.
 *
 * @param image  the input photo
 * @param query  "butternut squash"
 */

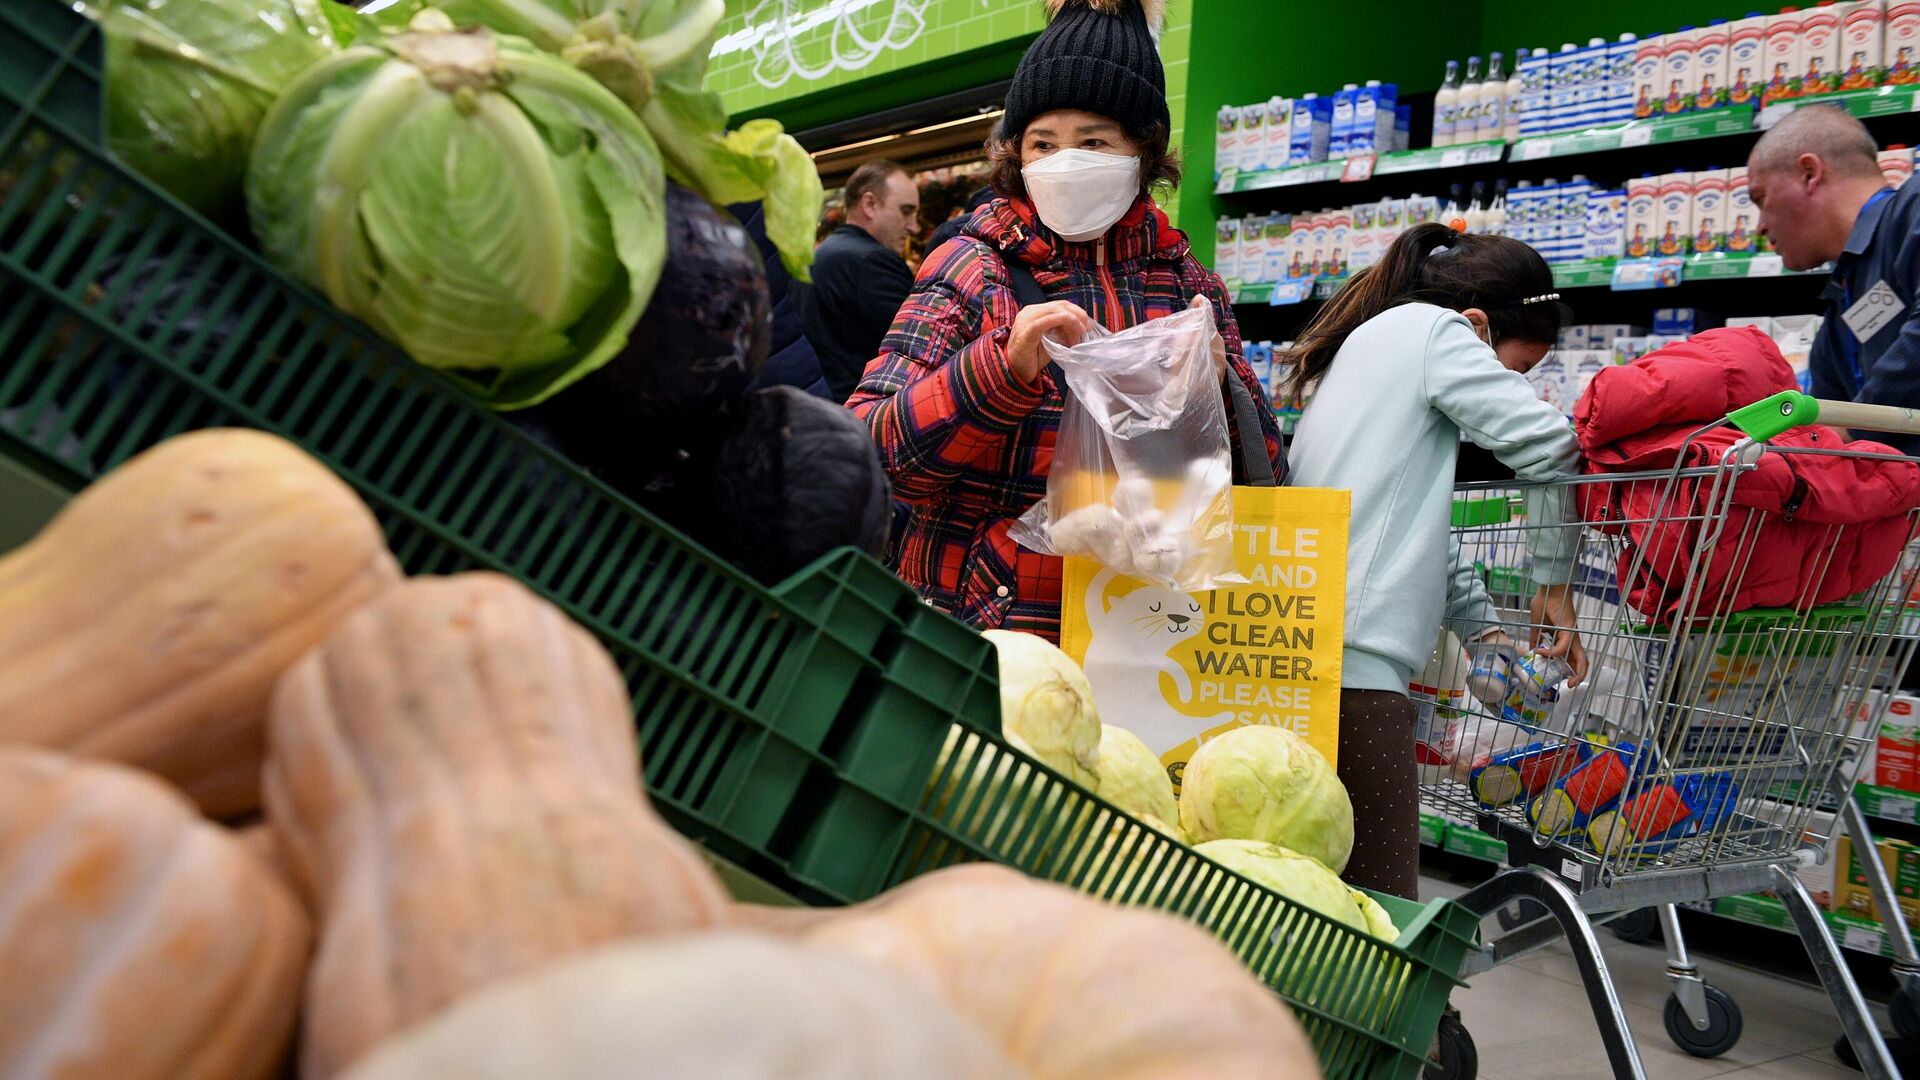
xmin=265 ymin=572 xmax=732 ymax=1078
xmin=0 ymin=747 xmax=310 ymax=1080
xmin=0 ymin=428 xmax=398 ymax=818
xmin=792 ymin=865 xmax=1322 ymax=1080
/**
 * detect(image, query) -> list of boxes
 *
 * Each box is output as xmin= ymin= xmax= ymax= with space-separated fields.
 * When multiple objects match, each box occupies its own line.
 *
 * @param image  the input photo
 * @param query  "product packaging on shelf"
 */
xmin=1522 ymin=47 xmax=1555 ymax=134
xmin=1310 ymin=213 xmax=1333 ymax=277
xmin=1608 ymin=34 xmax=1641 ymax=121
xmin=1351 ymin=203 xmax=1380 ymax=271
xmin=1802 ymin=3 xmax=1843 ymax=94
xmin=1881 ymin=146 xmax=1916 ymax=188
xmin=1549 ymin=43 xmax=1581 ymax=130
xmin=1653 ymin=307 xmax=1698 ymax=335
xmin=1633 ymin=34 xmax=1666 ymax=118
xmin=1215 ymin=217 xmax=1242 ymax=282
xmin=1354 ymin=81 xmax=1397 ymax=156
xmin=1330 ymin=84 xmax=1359 ymax=159
xmin=1663 ymin=27 xmax=1699 ymax=115
xmin=1576 ymin=38 xmax=1611 ymax=128
xmin=1770 ymin=312 xmax=1823 ymax=389
xmin=1765 ymin=8 xmax=1805 ymax=104
xmin=1878 ymin=693 xmax=1920 ymax=791
xmin=1655 ymin=172 xmax=1695 ymax=257
xmin=1215 ymin=105 xmax=1240 ymax=180
xmin=1263 ymin=96 xmax=1293 ymax=171
xmin=1696 ymin=19 xmax=1733 ymax=108
xmin=1239 ymin=103 xmax=1268 ymax=173
xmin=1527 ymin=351 xmax=1570 ymax=412
xmin=1835 ymin=833 xmax=1920 ymax=922
xmin=1264 ymin=214 xmax=1293 ymax=282
xmin=1691 ymin=169 xmax=1730 ymax=255
xmin=1395 ymin=105 xmax=1412 ymax=151
xmin=1839 ymin=0 xmax=1888 ymax=90
xmin=1891 ymin=0 xmax=1920 ymax=84
xmin=1585 ymin=188 xmax=1627 ymax=260
xmin=1290 ymin=94 xmax=1333 ymax=165
xmin=1287 ymin=219 xmax=1311 ymax=278
xmin=1327 ymin=208 xmax=1353 ymax=278
xmin=1730 ymin=13 xmax=1770 ymax=105
xmin=1725 ymin=166 xmax=1761 ymax=253
xmin=1625 ymin=176 xmax=1659 ymax=258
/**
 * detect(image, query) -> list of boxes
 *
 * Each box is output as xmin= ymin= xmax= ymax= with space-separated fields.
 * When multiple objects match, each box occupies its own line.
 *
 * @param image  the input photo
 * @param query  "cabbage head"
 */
xmin=88 ymin=0 xmax=338 ymax=220
xmin=1351 ymin=888 xmax=1401 ymax=943
xmin=246 ymin=15 xmax=666 ymax=408
xmin=982 ymin=630 xmax=1101 ymax=788
xmin=1178 ymin=725 xmax=1353 ymax=873
xmin=1092 ymin=724 xmax=1178 ymax=832
xmin=1195 ymin=839 xmax=1370 ymax=937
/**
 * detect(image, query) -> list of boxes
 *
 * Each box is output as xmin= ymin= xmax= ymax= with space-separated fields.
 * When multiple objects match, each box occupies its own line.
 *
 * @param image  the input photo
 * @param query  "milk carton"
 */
xmin=1729 ymin=13 xmax=1770 ymax=106
xmin=1877 ymin=694 xmax=1920 ymax=791
xmin=1726 ymin=166 xmax=1760 ymax=253
xmin=1608 ymin=34 xmax=1641 ymax=121
xmin=1239 ymin=103 xmax=1268 ymax=173
xmin=1263 ymin=214 xmax=1294 ymax=282
xmin=1527 ymin=353 xmax=1571 ymax=412
xmin=1691 ymin=168 xmax=1730 ymax=254
xmin=1664 ymin=27 xmax=1699 ymax=115
xmin=1655 ymin=172 xmax=1695 ymax=257
xmin=1354 ymin=81 xmax=1397 ymax=156
xmin=1633 ymin=34 xmax=1666 ymax=118
xmin=1838 ymin=0 xmax=1886 ymax=90
xmin=1802 ymin=3 xmax=1843 ymax=94
xmin=1215 ymin=105 xmax=1241 ymax=180
xmin=1891 ymin=1 xmax=1920 ymax=84
xmin=1695 ymin=20 xmax=1732 ymax=108
xmin=1521 ymin=48 xmax=1555 ymax=134
xmin=1585 ymin=188 xmax=1627 ymax=260
xmin=1309 ymin=213 xmax=1332 ymax=277
xmin=1231 ymin=214 xmax=1259 ymax=283
xmin=1568 ymin=350 xmax=1613 ymax=404
xmin=1329 ymin=84 xmax=1359 ymax=159
xmin=1625 ymin=176 xmax=1660 ymax=258
xmin=1378 ymin=197 xmax=1407 ymax=250
xmin=1764 ymin=8 xmax=1804 ymax=104
xmin=1287 ymin=218 xmax=1312 ymax=279
xmin=1350 ymin=203 xmax=1380 ymax=270
xmin=1549 ymin=43 xmax=1581 ymax=131
xmin=1263 ymin=97 xmax=1293 ymax=171
xmin=1881 ymin=145 xmax=1916 ymax=187
xmin=1290 ymin=94 xmax=1333 ymax=164
xmin=1215 ymin=216 xmax=1242 ymax=281
xmin=1395 ymin=105 xmax=1412 ymax=152
xmin=1326 ymin=209 xmax=1353 ymax=278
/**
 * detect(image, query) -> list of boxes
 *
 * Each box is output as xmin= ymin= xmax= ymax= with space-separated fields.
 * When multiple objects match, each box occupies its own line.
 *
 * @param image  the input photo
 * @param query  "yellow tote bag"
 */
xmin=1060 ymin=486 xmax=1349 ymax=792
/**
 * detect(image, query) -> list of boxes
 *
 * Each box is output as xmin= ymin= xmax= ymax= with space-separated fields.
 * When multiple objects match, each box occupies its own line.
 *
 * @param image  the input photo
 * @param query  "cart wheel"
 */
xmin=1892 ymin=981 xmax=1920 ymax=1041
xmin=1664 ymin=984 xmax=1742 ymax=1058
xmin=1495 ymin=899 xmax=1548 ymax=931
xmin=1609 ymin=907 xmax=1662 ymax=945
xmin=1423 ymin=1012 xmax=1478 ymax=1080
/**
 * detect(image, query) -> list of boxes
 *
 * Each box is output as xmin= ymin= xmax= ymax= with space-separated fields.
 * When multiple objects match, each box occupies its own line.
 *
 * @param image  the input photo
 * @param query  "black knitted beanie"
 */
xmin=1001 ymin=0 xmax=1169 ymax=140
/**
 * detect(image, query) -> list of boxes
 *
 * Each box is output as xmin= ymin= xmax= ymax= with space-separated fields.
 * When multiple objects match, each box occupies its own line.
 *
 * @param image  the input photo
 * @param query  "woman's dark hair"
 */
xmin=984 ymin=118 xmax=1182 ymax=202
xmin=1281 ymin=223 xmax=1571 ymax=398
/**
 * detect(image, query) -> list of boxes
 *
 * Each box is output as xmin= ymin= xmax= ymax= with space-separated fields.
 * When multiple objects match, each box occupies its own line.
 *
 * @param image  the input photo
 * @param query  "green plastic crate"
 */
xmin=0 ymin=7 xmax=1477 ymax=1075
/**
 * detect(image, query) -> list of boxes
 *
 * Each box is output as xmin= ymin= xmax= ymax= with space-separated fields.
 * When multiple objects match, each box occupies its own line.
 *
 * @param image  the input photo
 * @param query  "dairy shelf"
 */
xmin=1215 ymin=141 xmax=1507 ymax=195
xmin=1509 ymin=105 xmax=1758 ymax=162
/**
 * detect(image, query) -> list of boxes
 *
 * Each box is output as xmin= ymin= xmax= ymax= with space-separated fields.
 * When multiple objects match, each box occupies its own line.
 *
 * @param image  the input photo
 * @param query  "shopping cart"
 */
xmin=1417 ymin=393 xmax=1920 ymax=1080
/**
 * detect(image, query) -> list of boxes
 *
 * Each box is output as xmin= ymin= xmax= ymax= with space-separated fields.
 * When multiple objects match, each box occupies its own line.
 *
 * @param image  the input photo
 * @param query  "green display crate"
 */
xmin=0 ymin=6 xmax=1477 ymax=1075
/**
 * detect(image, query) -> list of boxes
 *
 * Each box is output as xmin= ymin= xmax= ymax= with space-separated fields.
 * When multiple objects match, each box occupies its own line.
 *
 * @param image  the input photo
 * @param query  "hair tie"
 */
xmin=1447 ymin=217 xmax=1469 ymax=234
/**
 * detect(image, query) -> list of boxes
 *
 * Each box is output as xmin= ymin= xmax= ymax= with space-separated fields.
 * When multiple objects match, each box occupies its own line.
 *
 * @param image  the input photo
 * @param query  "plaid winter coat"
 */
xmin=848 ymin=195 xmax=1285 ymax=642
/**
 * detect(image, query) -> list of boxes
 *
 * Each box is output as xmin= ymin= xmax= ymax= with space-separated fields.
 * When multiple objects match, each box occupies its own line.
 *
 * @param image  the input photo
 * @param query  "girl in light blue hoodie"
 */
xmin=1284 ymin=223 xmax=1588 ymax=898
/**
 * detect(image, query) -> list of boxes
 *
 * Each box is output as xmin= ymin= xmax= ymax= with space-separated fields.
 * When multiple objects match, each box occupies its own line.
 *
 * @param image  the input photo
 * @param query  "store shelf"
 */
xmin=1374 ymin=140 xmax=1508 ymax=175
xmin=1215 ymin=140 xmax=1507 ymax=196
xmin=1215 ymin=159 xmax=1346 ymax=194
xmin=1550 ymin=253 xmax=1824 ymax=291
xmin=1708 ymin=893 xmax=1920 ymax=960
xmin=1550 ymin=259 xmax=1618 ymax=290
xmin=1228 ymin=276 xmax=1346 ymax=307
xmin=1760 ymin=84 xmax=1920 ymax=128
xmin=1509 ymin=104 xmax=1758 ymax=162
xmin=1857 ymin=783 xmax=1920 ymax=824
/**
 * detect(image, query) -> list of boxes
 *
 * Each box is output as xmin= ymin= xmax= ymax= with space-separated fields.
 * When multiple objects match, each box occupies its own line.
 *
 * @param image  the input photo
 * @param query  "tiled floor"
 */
xmin=1421 ymin=870 xmax=1895 ymax=1079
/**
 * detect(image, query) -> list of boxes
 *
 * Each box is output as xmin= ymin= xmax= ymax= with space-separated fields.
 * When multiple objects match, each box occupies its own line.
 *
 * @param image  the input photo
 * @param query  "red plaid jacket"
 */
xmin=848 ymin=195 xmax=1285 ymax=642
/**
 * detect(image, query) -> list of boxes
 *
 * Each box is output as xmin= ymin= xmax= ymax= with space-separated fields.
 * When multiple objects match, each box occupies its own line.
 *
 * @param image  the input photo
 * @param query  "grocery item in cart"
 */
xmin=1528 ymin=738 xmax=1646 ymax=837
xmin=1585 ymin=771 xmax=1739 ymax=857
xmin=1502 ymin=651 xmax=1573 ymax=728
xmin=1010 ymin=299 xmax=1238 ymax=590
xmin=1469 ymin=738 xmax=1584 ymax=806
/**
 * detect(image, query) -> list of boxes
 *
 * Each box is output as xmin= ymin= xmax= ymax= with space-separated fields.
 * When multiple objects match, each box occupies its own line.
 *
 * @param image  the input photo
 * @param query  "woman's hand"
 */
xmin=1192 ymin=295 xmax=1228 ymax=382
xmin=1007 ymin=301 xmax=1095 ymax=386
xmin=1529 ymin=584 xmax=1589 ymax=686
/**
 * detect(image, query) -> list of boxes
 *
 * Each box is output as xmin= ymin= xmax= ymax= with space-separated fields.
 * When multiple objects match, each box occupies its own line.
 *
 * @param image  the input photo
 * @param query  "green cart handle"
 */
xmin=1728 ymin=391 xmax=1920 ymax=443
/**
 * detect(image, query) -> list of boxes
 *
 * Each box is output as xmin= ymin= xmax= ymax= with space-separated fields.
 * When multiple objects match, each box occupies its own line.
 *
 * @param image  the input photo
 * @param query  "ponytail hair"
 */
xmin=1281 ymin=224 xmax=1571 ymax=398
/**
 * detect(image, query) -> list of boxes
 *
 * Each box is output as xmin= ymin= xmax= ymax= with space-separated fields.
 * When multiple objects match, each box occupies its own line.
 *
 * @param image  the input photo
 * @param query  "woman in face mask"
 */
xmin=848 ymin=0 xmax=1283 ymax=644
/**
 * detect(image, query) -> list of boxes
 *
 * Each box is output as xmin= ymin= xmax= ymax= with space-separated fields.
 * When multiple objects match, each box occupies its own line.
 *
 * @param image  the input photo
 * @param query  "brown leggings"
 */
xmin=1336 ymin=689 xmax=1421 ymax=900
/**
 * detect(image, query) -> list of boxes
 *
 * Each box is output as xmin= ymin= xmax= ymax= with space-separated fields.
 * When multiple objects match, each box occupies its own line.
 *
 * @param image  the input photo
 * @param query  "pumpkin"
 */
xmin=0 ymin=428 xmax=398 ymax=818
xmin=339 ymin=933 xmax=1017 ymax=1080
xmin=265 ymin=572 xmax=733 ymax=1078
xmin=795 ymin=865 xmax=1322 ymax=1079
xmin=0 ymin=747 xmax=310 ymax=1080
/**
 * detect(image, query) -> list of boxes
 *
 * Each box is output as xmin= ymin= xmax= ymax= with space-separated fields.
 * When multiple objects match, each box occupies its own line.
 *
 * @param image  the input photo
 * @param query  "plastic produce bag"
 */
xmin=1010 ymin=298 xmax=1238 ymax=590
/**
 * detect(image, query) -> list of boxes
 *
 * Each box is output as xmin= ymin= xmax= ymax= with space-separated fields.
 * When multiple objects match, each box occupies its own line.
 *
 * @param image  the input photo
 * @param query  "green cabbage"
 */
xmin=245 ymin=16 xmax=666 ymax=408
xmin=982 ymin=630 xmax=1101 ymax=788
xmin=1178 ymin=725 xmax=1354 ymax=873
xmin=1195 ymin=839 xmax=1372 ymax=937
xmin=1351 ymin=888 xmax=1401 ymax=943
xmin=86 ymin=0 xmax=338 ymax=220
xmin=1092 ymin=724 xmax=1178 ymax=832
xmin=364 ymin=0 xmax=823 ymax=280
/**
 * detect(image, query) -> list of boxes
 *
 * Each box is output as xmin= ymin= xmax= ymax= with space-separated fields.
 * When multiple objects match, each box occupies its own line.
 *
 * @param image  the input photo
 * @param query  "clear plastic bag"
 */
xmin=1010 ymin=298 xmax=1239 ymax=590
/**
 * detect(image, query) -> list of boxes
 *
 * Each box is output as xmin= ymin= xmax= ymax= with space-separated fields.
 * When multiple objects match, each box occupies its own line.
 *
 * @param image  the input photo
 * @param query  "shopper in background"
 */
xmin=732 ymin=202 xmax=829 ymax=399
xmin=793 ymin=160 xmax=920 ymax=402
xmin=1283 ymin=223 xmax=1587 ymax=898
xmin=849 ymin=0 xmax=1282 ymax=642
xmin=1749 ymin=105 xmax=1919 ymax=454
xmin=924 ymin=186 xmax=995 ymax=255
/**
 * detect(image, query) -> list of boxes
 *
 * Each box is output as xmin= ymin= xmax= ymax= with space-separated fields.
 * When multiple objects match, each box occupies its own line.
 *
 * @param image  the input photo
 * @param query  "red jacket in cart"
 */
xmin=1574 ymin=326 xmax=1920 ymax=620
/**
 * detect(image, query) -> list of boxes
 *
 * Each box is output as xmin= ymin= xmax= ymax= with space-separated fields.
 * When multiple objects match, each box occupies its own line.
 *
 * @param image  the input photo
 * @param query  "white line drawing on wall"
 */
xmin=715 ymin=0 xmax=934 ymax=89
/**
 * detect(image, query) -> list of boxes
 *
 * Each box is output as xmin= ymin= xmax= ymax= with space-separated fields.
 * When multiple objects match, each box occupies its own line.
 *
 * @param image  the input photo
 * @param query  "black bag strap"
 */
xmin=997 ymin=256 xmax=1281 ymax=488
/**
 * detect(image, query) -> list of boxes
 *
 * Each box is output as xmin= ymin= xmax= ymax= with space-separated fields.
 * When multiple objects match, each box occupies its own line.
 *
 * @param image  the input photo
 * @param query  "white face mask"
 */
xmin=1021 ymin=149 xmax=1142 ymax=242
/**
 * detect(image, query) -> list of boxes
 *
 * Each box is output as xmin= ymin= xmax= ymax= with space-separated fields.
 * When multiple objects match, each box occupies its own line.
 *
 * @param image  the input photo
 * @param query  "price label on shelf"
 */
xmin=1341 ymin=154 xmax=1377 ymax=182
xmin=1439 ymin=148 xmax=1468 ymax=168
xmin=1748 ymin=254 xmax=1785 ymax=277
xmin=1880 ymin=793 xmax=1917 ymax=822
xmin=1514 ymin=138 xmax=1555 ymax=161
xmin=1620 ymin=125 xmax=1654 ymax=149
xmin=1269 ymin=278 xmax=1315 ymax=306
xmin=1844 ymin=925 xmax=1886 ymax=954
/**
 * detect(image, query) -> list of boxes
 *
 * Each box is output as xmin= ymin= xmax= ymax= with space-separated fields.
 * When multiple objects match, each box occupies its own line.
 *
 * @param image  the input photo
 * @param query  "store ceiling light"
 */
xmin=812 ymin=109 xmax=1004 ymax=161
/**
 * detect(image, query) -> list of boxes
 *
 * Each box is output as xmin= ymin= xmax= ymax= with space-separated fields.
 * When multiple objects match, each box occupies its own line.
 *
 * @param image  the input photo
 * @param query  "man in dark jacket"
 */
xmin=731 ymin=201 xmax=829 ymax=399
xmin=794 ymin=160 xmax=919 ymax=402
